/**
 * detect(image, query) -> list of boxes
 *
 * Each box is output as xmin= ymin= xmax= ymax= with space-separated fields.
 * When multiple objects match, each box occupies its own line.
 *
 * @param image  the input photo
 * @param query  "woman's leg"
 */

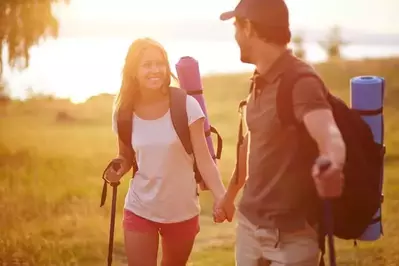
xmin=159 ymin=215 xmax=200 ymax=266
xmin=123 ymin=209 xmax=160 ymax=266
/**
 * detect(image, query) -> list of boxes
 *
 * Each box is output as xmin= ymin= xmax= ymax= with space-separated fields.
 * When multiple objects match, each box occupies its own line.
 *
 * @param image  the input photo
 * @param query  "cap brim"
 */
xmin=219 ymin=11 xmax=235 ymax=21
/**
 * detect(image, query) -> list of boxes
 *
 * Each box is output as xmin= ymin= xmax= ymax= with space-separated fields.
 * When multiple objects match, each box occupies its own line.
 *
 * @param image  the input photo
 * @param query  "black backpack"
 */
xmin=100 ymin=86 xmax=223 ymax=205
xmin=275 ymin=69 xmax=384 ymax=240
xmin=237 ymin=69 xmax=384 ymax=265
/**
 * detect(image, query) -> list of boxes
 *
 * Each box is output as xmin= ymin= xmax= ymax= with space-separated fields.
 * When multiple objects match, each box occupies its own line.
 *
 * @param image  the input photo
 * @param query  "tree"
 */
xmin=0 ymin=79 xmax=11 ymax=106
xmin=319 ymin=26 xmax=348 ymax=60
xmin=0 ymin=0 xmax=69 ymax=78
xmin=292 ymin=33 xmax=306 ymax=60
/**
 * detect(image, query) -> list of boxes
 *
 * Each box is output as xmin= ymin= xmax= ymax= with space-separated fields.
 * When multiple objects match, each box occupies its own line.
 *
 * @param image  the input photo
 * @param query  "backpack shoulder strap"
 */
xmin=169 ymin=86 xmax=193 ymax=155
xmin=276 ymin=70 xmax=325 ymax=127
xmin=248 ymin=70 xmax=258 ymax=94
xmin=238 ymin=71 xmax=257 ymax=110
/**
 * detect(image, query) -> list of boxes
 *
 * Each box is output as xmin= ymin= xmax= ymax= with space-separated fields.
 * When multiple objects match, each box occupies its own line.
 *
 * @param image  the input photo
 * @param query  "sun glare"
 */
xmin=70 ymin=95 xmax=88 ymax=104
xmin=61 ymin=0 xmax=236 ymax=22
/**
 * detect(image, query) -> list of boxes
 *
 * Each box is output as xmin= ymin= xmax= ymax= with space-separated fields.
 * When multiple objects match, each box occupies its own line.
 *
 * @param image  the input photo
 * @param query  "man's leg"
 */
xmin=265 ymin=224 xmax=320 ymax=266
xmin=235 ymin=211 xmax=266 ymax=266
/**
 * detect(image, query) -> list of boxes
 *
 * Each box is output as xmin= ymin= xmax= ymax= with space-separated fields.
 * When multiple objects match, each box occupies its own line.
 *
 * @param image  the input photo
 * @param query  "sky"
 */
xmin=4 ymin=0 xmax=399 ymax=103
xmin=55 ymin=0 xmax=399 ymax=35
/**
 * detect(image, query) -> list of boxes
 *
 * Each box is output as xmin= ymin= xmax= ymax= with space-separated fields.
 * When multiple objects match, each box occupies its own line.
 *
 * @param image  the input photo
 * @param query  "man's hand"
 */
xmin=312 ymin=156 xmax=344 ymax=199
xmin=213 ymin=194 xmax=236 ymax=223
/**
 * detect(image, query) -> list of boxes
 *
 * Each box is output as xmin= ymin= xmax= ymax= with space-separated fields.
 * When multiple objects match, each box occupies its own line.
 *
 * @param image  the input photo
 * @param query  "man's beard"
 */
xmin=239 ymin=45 xmax=252 ymax=64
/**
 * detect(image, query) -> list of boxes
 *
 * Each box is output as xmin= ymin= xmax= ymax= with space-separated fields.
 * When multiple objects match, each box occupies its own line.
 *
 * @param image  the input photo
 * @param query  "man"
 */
xmin=215 ymin=0 xmax=346 ymax=265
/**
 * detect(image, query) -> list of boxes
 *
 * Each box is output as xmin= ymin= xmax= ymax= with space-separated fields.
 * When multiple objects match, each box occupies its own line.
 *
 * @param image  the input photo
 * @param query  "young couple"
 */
xmin=104 ymin=0 xmax=345 ymax=265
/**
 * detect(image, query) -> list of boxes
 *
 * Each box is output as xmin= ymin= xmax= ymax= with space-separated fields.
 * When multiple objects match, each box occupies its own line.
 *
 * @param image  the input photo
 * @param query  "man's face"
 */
xmin=234 ymin=18 xmax=254 ymax=64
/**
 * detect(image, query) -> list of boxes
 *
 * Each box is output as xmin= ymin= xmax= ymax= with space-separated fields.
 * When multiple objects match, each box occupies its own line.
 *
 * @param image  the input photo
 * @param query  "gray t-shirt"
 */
xmin=238 ymin=50 xmax=331 ymax=232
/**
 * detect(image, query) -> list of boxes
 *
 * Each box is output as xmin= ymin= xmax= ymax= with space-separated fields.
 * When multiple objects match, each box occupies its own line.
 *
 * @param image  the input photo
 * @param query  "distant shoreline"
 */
xmin=58 ymin=19 xmax=399 ymax=46
xmin=2 ymin=38 xmax=399 ymax=103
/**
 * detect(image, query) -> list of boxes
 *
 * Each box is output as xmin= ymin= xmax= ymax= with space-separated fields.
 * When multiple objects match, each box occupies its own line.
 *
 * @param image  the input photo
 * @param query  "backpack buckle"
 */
xmin=238 ymin=100 xmax=247 ymax=114
xmin=381 ymin=144 xmax=386 ymax=156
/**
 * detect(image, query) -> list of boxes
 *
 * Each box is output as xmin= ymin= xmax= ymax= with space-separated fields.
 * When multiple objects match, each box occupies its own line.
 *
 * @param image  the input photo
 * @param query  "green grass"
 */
xmin=1 ymin=57 xmax=398 ymax=265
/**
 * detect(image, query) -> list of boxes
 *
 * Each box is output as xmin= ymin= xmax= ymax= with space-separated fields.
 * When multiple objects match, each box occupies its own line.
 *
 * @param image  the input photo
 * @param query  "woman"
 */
xmin=104 ymin=38 xmax=227 ymax=266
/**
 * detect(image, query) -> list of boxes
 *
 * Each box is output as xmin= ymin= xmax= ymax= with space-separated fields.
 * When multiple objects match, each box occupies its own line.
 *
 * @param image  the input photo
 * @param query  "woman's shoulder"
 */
xmin=168 ymin=86 xmax=204 ymax=119
xmin=185 ymin=94 xmax=202 ymax=112
xmin=185 ymin=94 xmax=198 ymax=105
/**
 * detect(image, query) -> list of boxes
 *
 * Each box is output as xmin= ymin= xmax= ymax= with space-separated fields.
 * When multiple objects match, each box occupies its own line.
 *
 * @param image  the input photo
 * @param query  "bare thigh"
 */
xmin=160 ymin=234 xmax=196 ymax=266
xmin=159 ymin=216 xmax=199 ymax=266
xmin=124 ymin=229 xmax=159 ymax=266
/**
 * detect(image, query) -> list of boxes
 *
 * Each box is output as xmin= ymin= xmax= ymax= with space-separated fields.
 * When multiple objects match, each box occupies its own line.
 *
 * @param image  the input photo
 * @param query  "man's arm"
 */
xmin=292 ymin=77 xmax=346 ymax=166
xmin=302 ymin=110 xmax=346 ymax=167
xmin=293 ymin=76 xmax=346 ymax=197
xmin=213 ymin=133 xmax=248 ymax=223
xmin=225 ymin=133 xmax=249 ymax=202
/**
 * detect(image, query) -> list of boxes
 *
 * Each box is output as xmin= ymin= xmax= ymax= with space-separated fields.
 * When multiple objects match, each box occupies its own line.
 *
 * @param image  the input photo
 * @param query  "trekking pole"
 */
xmin=316 ymin=158 xmax=337 ymax=266
xmin=100 ymin=160 xmax=122 ymax=266
xmin=107 ymin=181 xmax=119 ymax=266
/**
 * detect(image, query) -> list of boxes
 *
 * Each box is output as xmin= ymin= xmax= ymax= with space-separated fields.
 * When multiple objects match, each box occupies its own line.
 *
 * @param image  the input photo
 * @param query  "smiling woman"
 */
xmin=103 ymin=37 xmax=227 ymax=266
xmin=114 ymin=38 xmax=175 ymax=114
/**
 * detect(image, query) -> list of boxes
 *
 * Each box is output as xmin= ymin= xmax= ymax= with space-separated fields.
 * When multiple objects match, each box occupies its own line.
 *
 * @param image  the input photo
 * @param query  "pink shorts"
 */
xmin=123 ymin=209 xmax=200 ymax=240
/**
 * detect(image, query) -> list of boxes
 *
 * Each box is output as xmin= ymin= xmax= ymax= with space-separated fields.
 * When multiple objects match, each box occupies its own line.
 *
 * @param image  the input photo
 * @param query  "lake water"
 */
xmin=3 ymin=37 xmax=399 ymax=103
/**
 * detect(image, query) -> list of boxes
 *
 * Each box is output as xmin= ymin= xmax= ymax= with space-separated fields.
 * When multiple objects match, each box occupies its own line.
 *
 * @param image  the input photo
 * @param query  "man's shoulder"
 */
xmin=289 ymin=56 xmax=319 ymax=77
xmin=283 ymin=56 xmax=326 ymax=92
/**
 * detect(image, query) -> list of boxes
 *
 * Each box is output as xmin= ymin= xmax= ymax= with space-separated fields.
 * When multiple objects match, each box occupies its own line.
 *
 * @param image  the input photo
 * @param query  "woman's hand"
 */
xmin=213 ymin=193 xmax=236 ymax=223
xmin=104 ymin=157 xmax=131 ymax=184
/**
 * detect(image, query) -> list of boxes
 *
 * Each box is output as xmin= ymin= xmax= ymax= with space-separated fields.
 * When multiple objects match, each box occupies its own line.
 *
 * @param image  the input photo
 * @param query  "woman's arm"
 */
xmin=110 ymin=110 xmax=133 ymax=177
xmin=104 ymin=136 xmax=133 ymax=183
xmin=116 ymin=137 xmax=133 ymax=175
xmin=189 ymin=118 xmax=226 ymax=201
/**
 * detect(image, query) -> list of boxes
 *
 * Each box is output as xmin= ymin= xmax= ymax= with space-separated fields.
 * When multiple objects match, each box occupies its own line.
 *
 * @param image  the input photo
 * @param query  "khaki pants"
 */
xmin=235 ymin=211 xmax=320 ymax=266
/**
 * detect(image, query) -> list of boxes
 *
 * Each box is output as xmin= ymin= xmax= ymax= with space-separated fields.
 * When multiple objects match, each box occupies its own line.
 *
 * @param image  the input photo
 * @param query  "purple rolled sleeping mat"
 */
xmin=175 ymin=56 xmax=223 ymax=190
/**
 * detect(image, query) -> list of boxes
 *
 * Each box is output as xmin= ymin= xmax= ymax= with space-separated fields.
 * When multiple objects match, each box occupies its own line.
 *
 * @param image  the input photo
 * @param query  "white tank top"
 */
xmin=112 ymin=95 xmax=205 ymax=223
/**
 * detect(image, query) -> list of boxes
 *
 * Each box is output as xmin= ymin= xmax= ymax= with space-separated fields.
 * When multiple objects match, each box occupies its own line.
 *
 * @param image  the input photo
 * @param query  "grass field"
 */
xmin=1 ymin=57 xmax=399 ymax=265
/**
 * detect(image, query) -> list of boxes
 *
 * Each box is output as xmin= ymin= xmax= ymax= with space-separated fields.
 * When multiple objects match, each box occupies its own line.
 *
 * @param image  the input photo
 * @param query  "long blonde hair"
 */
xmin=114 ymin=38 xmax=176 ymax=117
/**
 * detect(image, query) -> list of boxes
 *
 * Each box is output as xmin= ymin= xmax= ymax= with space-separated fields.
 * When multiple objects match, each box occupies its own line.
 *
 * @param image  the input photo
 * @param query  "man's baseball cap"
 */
xmin=219 ymin=0 xmax=289 ymax=27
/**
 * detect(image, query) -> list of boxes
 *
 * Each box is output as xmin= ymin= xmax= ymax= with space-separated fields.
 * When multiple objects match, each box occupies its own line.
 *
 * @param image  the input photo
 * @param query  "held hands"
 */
xmin=312 ymin=156 xmax=344 ymax=199
xmin=212 ymin=194 xmax=236 ymax=223
xmin=211 ymin=156 xmax=344 ymax=224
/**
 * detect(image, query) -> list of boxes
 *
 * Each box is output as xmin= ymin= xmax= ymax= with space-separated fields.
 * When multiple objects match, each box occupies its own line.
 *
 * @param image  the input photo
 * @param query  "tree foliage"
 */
xmin=319 ymin=26 xmax=348 ymax=60
xmin=0 ymin=0 xmax=69 ymax=77
xmin=0 ymin=79 xmax=11 ymax=104
xmin=292 ymin=33 xmax=306 ymax=60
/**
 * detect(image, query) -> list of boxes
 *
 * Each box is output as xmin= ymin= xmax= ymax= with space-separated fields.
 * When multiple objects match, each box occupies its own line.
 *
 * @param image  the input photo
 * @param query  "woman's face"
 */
xmin=136 ymin=47 xmax=168 ymax=91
